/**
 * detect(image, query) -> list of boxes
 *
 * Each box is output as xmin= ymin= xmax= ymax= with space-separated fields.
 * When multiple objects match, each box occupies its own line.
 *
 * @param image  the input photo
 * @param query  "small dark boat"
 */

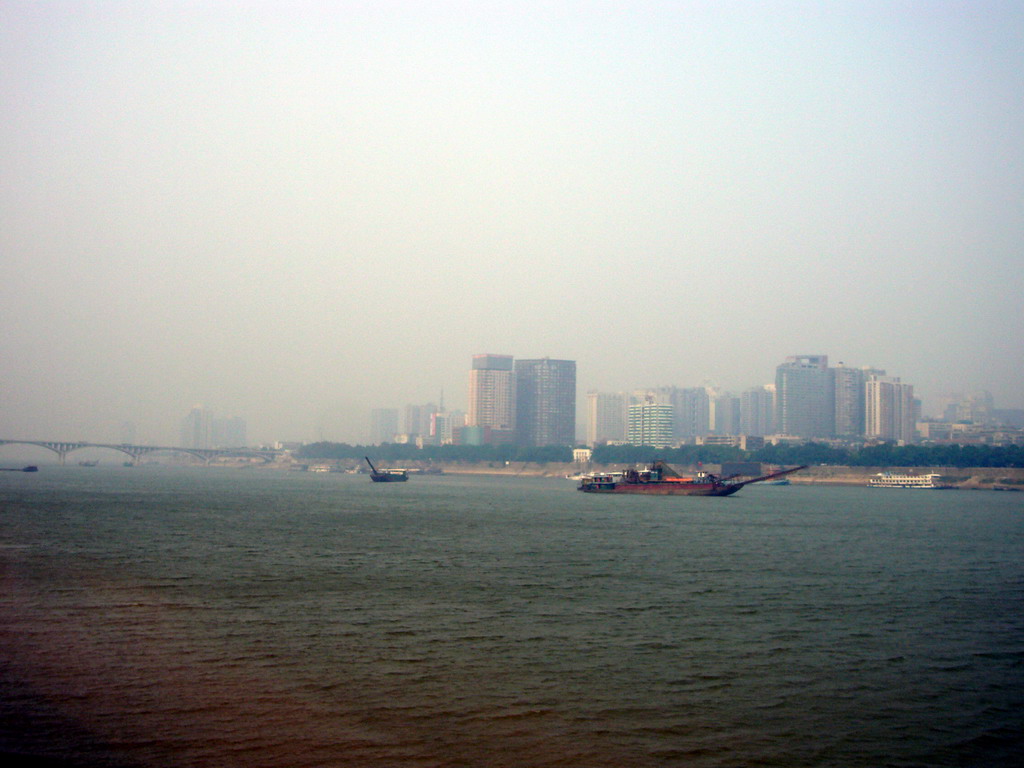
xmin=365 ymin=457 xmax=408 ymax=483
xmin=0 ymin=465 xmax=38 ymax=472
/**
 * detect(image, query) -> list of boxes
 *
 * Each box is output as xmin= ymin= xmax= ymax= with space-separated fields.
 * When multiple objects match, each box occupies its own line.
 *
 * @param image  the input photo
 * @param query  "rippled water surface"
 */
xmin=2 ymin=466 xmax=1022 ymax=767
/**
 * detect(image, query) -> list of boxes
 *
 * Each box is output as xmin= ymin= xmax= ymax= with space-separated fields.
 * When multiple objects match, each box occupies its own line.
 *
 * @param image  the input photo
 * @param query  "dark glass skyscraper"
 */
xmin=514 ymin=358 xmax=576 ymax=447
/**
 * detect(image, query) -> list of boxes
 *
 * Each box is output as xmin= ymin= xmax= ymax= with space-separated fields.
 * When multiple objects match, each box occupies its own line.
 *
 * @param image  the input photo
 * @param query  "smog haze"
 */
xmin=2 ymin=2 xmax=1022 ymax=445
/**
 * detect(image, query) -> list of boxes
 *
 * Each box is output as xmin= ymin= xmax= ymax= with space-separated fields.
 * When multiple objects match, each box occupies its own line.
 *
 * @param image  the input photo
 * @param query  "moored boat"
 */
xmin=868 ymin=472 xmax=952 ymax=489
xmin=577 ymin=462 xmax=806 ymax=496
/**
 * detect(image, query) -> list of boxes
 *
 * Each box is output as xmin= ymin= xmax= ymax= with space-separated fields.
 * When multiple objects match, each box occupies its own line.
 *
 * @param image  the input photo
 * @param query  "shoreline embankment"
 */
xmin=425 ymin=462 xmax=1024 ymax=490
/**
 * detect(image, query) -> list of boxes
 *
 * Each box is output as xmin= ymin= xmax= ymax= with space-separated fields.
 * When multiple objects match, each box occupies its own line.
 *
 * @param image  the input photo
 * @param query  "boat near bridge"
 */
xmin=577 ymin=461 xmax=807 ymax=497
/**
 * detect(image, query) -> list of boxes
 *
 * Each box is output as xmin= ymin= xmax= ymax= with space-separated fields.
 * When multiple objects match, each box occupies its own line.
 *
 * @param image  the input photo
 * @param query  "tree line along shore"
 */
xmin=298 ymin=441 xmax=1024 ymax=471
xmin=423 ymin=462 xmax=1023 ymax=488
xmin=280 ymin=458 xmax=1023 ymax=489
xmin=291 ymin=441 xmax=1024 ymax=489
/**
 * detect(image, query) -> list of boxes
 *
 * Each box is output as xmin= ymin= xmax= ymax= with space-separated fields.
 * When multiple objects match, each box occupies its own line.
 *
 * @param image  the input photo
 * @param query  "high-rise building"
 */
xmin=403 ymin=402 xmax=437 ymax=439
xmin=370 ymin=408 xmax=399 ymax=445
xmin=467 ymin=354 xmax=515 ymax=442
xmin=865 ymin=375 xmax=916 ymax=443
xmin=627 ymin=401 xmax=674 ymax=448
xmin=708 ymin=388 xmax=740 ymax=435
xmin=940 ymin=391 xmax=995 ymax=424
xmin=832 ymin=364 xmax=885 ymax=438
xmin=740 ymin=385 xmax=775 ymax=436
xmin=514 ymin=358 xmax=576 ymax=447
xmin=181 ymin=405 xmax=212 ymax=449
xmin=212 ymin=416 xmax=247 ymax=447
xmin=833 ymin=364 xmax=865 ymax=438
xmin=404 ymin=404 xmax=423 ymax=438
xmin=670 ymin=387 xmax=710 ymax=441
xmin=586 ymin=391 xmax=627 ymax=446
xmin=775 ymin=355 xmax=834 ymax=438
xmin=430 ymin=410 xmax=464 ymax=445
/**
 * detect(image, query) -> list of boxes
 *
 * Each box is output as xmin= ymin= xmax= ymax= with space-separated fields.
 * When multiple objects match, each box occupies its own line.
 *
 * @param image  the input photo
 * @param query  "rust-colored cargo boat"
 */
xmin=577 ymin=461 xmax=806 ymax=496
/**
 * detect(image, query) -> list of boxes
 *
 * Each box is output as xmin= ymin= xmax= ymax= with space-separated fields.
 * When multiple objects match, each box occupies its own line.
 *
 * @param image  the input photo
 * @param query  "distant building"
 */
xmin=708 ymin=389 xmax=740 ymax=435
xmin=456 ymin=424 xmax=515 ymax=446
xmin=627 ymin=401 xmax=674 ymax=448
xmin=775 ymin=355 xmax=834 ymax=439
xmin=370 ymin=408 xmax=399 ymax=445
xmin=467 ymin=354 xmax=516 ymax=443
xmin=832 ymin=364 xmax=886 ymax=438
xmin=403 ymin=403 xmax=436 ymax=440
xmin=994 ymin=409 xmax=1024 ymax=429
xmin=212 ymin=416 xmax=247 ymax=447
xmin=917 ymin=420 xmax=954 ymax=441
xmin=865 ymin=375 xmax=915 ymax=443
xmin=740 ymin=385 xmax=775 ymax=437
xmin=586 ymin=391 xmax=627 ymax=446
xmin=832 ymin=364 xmax=865 ymax=438
xmin=633 ymin=386 xmax=710 ymax=442
xmin=514 ymin=358 xmax=576 ymax=447
xmin=670 ymin=387 xmax=711 ymax=442
xmin=695 ymin=434 xmax=764 ymax=450
xmin=573 ymin=448 xmax=593 ymax=464
xmin=939 ymin=391 xmax=995 ymax=424
xmin=181 ymin=405 xmax=212 ymax=449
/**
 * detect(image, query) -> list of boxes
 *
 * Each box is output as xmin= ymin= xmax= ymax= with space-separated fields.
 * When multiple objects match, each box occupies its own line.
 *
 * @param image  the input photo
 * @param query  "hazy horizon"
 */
xmin=3 ymin=2 xmax=1022 ymax=446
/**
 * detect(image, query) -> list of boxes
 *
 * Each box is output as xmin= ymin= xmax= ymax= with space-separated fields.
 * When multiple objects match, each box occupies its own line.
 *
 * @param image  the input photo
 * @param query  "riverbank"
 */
xmin=412 ymin=462 xmax=1024 ymax=490
xmin=249 ymin=457 xmax=1024 ymax=490
xmin=787 ymin=465 xmax=1024 ymax=489
xmin=444 ymin=462 xmax=1023 ymax=489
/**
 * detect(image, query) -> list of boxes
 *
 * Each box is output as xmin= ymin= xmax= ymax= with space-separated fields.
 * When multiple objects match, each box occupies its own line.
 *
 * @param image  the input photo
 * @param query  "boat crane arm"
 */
xmin=741 ymin=465 xmax=808 ymax=486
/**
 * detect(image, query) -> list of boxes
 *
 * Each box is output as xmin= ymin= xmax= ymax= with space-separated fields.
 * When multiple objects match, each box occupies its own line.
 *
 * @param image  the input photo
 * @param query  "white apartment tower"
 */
xmin=627 ymin=401 xmax=675 ymax=448
xmin=865 ymin=375 xmax=916 ymax=443
xmin=467 ymin=354 xmax=515 ymax=431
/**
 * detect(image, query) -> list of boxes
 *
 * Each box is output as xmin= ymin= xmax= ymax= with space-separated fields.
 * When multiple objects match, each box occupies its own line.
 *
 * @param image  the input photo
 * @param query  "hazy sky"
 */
xmin=2 ymin=1 xmax=1022 ymax=445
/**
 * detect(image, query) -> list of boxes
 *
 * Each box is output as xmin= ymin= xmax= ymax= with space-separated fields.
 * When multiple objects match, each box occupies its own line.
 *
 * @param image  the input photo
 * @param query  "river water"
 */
xmin=1 ymin=466 xmax=1022 ymax=767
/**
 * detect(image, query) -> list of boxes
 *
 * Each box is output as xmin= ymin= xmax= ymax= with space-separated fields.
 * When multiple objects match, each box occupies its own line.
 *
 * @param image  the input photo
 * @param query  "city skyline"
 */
xmin=2 ymin=3 xmax=1022 ymax=447
xmin=360 ymin=351 xmax=1022 ymax=449
xmin=0 ymin=347 xmax=1018 ymax=448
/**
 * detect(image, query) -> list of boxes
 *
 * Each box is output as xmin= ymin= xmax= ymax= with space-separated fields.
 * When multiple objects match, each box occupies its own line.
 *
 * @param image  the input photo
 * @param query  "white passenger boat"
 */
xmin=868 ymin=472 xmax=951 ymax=489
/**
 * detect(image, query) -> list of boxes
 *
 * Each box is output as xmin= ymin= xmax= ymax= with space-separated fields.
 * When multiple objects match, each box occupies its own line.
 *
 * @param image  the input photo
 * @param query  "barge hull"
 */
xmin=580 ymin=483 xmax=742 ymax=496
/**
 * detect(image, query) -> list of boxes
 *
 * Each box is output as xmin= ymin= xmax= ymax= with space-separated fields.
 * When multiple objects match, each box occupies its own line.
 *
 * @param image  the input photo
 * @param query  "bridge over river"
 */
xmin=0 ymin=439 xmax=282 ymax=465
